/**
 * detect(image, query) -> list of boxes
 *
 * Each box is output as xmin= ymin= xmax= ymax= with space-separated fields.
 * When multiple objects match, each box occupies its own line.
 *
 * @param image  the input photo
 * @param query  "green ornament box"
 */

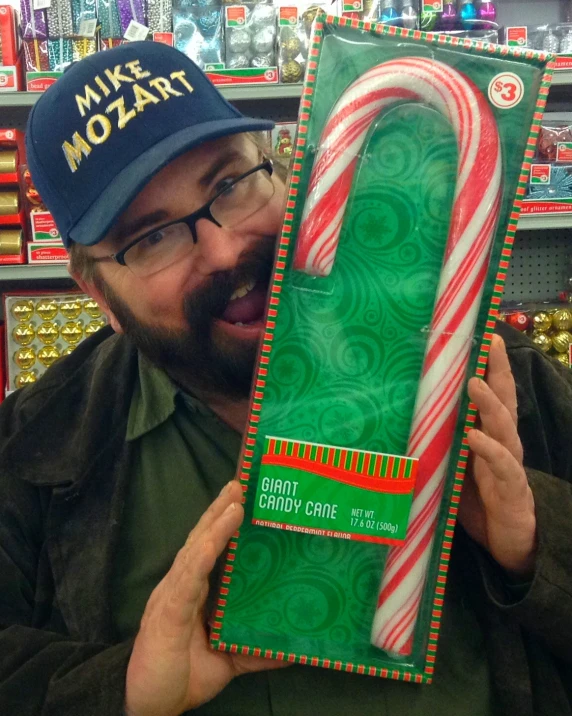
xmin=211 ymin=14 xmax=554 ymax=682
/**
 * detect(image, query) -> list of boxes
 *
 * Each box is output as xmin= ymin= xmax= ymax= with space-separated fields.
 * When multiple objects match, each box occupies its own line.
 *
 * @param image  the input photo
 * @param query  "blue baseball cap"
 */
xmin=26 ymin=42 xmax=274 ymax=248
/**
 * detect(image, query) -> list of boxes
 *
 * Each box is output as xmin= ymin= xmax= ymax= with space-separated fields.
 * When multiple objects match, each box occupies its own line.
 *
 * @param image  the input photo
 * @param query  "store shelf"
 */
xmin=0 ymin=264 xmax=70 ymax=280
xmin=517 ymin=213 xmax=572 ymax=230
xmin=552 ymin=71 xmax=572 ymax=87
xmin=0 ymin=84 xmax=303 ymax=109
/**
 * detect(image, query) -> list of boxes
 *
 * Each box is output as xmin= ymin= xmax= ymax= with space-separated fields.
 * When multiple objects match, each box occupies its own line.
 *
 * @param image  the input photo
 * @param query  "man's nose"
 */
xmin=192 ymin=218 xmax=256 ymax=274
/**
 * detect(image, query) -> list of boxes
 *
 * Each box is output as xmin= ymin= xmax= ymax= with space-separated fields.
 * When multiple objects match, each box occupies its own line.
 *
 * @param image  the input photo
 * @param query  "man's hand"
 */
xmin=458 ymin=334 xmax=537 ymax=578
xmin=125 ymin=480 xmax=285 ymax=716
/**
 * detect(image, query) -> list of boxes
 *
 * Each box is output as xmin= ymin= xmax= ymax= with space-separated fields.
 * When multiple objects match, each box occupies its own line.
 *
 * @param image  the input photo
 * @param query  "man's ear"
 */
xmin=68 ymin=263 xmax=124 ymax=335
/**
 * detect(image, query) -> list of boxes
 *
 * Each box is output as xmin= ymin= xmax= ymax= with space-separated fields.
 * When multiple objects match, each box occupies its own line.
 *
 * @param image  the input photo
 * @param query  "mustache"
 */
xmin=183 ymin=235 xmax=276 ymax=327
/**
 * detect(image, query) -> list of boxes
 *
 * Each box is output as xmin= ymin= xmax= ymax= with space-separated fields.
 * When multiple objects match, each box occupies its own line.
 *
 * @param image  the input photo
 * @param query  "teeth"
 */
xmin=230 ymin=280 xmax=255 ymax=302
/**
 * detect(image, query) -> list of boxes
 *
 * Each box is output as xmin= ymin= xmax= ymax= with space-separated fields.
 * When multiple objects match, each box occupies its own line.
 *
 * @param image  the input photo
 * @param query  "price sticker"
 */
xmin=78 ymin=18 xmax=97 ymax=37
xmin=488 ymin=72 xmax=524 ymax=110
xmin=124 ymin=20 xmax=149 ymax=42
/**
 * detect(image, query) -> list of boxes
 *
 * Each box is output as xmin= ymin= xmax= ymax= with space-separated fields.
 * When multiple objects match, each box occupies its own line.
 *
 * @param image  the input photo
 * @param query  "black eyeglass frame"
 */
xmin=93 ymin=158 xmax=274 ymax=268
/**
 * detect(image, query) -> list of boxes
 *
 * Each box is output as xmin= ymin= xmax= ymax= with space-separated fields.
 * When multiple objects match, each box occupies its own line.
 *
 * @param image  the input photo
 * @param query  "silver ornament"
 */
xmin=401 ymin=6 xmax=418 ymax=29
xmin=197 ymin=8 xmax=221 ymax=36
xmin=250 ymin=3 xmax=275 ymax=30
xmin=228 ymin=28 xmax=251 ymax=53
xmin=542 ymin=29 xmax=561 ymax=54
xmin=252 ymin=26 xmax=275 ymax=53
xmin=250 ymin=53 xmax=274 ymax=67
xmin=227 ymin=53 xmax=250 ymax=69
xmin=560 ymin=30 xmax=572 ymax=54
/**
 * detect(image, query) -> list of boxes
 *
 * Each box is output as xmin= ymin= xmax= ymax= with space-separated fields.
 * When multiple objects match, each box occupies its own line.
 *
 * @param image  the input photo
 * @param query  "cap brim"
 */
xmin=67 ymin=117 xmax=274 ymax=247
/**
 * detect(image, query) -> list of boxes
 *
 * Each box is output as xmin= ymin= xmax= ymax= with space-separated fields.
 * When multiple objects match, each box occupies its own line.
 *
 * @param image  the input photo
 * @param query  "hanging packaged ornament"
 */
xmin=478 ymin=1 xmax=496 ymax=28
xmin=378 ymin=0 xmax=401 ymax=26
xmin=459 ymin=0 xmax=477 ymax=30
xmin=401 ymin=2 xmax=417 ymax=29
xmin=542 ymin=29 xmax=561 ymax=54
xmin=439 ymin=3 xmax=457 ymax=31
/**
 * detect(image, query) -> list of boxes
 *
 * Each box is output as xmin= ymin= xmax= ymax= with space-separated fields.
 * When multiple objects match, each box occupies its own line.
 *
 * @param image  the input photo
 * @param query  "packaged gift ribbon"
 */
xmin=211 ymin=15 xmax=554 ymax=681
xmin=147 ymin=0 xmax=172 ymax=34
xmin=98 ymin=0 xmax=122 ymax=39
xmin=20 ymin=0 xmax=47 ymax=39
xmin=47 ymin=0 xmax=75 ymax=38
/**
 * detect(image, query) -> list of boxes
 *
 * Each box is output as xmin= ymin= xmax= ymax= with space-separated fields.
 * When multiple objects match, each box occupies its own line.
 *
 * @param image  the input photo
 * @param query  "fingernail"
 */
xmin=223 ymin=502 xmax=237 ymax=516
xmin=219 ymin=481 xmax=233 ymax=496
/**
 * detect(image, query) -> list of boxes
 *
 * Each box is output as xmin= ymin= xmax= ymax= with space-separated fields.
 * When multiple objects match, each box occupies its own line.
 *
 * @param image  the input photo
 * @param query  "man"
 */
xmin=0 ymin=41 xmax=571 ymax=716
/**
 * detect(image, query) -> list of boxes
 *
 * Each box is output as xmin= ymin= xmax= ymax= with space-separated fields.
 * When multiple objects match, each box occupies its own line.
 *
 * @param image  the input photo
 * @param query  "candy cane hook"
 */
xmin=293 ymin=57 xmax=503 ymax=656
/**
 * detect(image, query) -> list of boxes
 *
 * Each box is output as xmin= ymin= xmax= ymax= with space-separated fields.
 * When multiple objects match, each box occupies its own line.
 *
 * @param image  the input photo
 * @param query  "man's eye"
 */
xmin=143 ymin=230 xmax=165 ymax=248
xmin=215 ymin=177 xmax=237 ymax=196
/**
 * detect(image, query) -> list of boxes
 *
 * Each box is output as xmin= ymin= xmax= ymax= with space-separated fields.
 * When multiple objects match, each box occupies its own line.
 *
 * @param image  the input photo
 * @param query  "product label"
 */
xmin=488 ymin=72 xmax=524 ymax=110
xmin=530 ymin=164 xmax=551 ymax=185
xmin=152 ymin=32 xmax=174 ymax=46
xmin=252 ymin=437 xmax=417 ymax=545
xmin=226 ymin=6 xmax=246 ymax=27
xmin=343 ymin=0 xmax=363 ymax=12
xmin=506 ymin=26 xmax=527 ymax=47
xmin=0 ymin=129 xmax=15 ymax=142
xmin=521 ymin=200 xmax=572 ymax=215
xmin=0 ymin=67 xmax=17 ymax=91
xmin=204 ymin=62 xmax=225 ymax=71
xmin=279 ymin=6 xmax=298 ymax=26
xmin=556 ymin=143 xmax=572 ymax=163
xmin=78 ymin=18 xmax=97 ymax=38
xmin=31 ymin=212 xmax=61 ymax=241
xmin=555 ymin=56 xmax=572 ymax=71
xmin=124 ymin=20 xmax=149 ymax=42
xmin=423 ymin=1 xmax=443 ymax=12
xmin=26 ymin=72 xmax=62 ymax=92
xmin=206 ymin=67 xmax=278 ymax=85
xmin=33 ymin=0 xmax=52 ymax=10
xmin=27 ymin=243 xmax=68 ymax=263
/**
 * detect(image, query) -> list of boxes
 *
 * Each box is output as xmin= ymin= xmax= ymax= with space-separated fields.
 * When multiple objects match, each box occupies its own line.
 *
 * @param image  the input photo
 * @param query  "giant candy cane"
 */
xmin=293 ymin=57 xmax=503 ymax=656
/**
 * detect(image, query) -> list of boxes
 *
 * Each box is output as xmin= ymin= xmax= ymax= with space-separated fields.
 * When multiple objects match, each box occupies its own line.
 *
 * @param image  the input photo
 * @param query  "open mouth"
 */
xmin=219 ymin=278 xmax=269 ymax=328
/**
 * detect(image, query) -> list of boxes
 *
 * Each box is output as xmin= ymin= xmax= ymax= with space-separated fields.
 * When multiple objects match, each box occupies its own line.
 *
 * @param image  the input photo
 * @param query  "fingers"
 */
xmin=468 ymin=376 xmax=522 ymax=463
xmin=485 ymin=335 xmax=518 ymax=425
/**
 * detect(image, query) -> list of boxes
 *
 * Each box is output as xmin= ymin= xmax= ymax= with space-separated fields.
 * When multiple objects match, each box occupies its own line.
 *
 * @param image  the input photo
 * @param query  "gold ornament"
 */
xmin=35 ymin=298 xmax=59 ymax=321
xmin=531 ymin=332 xmax=552 ymax=353
xmin=14 ymin=347 xmax=36 ymax=370
xmin=280 ymin=34 xmax=301 ymax=59
xmin=302 ymin=5 xmax=321 ymax=34
xmin=12 ymin=323 xmax=35 ymax=346
xmin=15 ymin=371 xmax=37 ymax=388
xmin=84 ymin=319 xmax=106 ymax=337
xmin=38 ymin=345 xmax=61 ymax=367
xmin=281 ymin=59 xmax=303 ymax=83
xmin=83 ymin=298 xmax=102 ymax=318
xmin=59 ymin=299 xmax=82 ymax=319
xmin=552 ymin=308 xmax=572 ymax=332
xmin=532 ymin=311 xmax=552 ymax=333
xmin=552 ymin=330 xmax=572 ymax=354
xmin=61 ymin=320 xmax=84 ymax=344
xmin=555 ymin=352 xmax=571 ymax=368
xmin=37 ymin=321 xmax=60 ymax=345
xmin=62 ymin=345 xmax=76 ymax=356
xmin=10 ymin=299 xmax=35 ymax=322
xmin=497 ymin=312 xmax=507 ymax=322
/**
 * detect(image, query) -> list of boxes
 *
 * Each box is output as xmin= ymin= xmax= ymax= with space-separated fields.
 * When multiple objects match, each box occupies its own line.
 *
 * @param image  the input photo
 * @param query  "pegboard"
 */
xmin=504 ymin=228 xmax=572 ymax=303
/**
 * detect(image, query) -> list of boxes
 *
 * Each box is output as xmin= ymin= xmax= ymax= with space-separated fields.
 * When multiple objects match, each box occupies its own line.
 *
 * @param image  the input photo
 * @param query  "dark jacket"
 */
xmin=0 ymin=322 xmax=571 ymax=715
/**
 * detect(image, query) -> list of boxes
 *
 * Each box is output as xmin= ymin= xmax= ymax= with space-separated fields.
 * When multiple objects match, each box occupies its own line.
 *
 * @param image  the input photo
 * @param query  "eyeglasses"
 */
xmin=92 ymin=158 xmax=275 ymax=278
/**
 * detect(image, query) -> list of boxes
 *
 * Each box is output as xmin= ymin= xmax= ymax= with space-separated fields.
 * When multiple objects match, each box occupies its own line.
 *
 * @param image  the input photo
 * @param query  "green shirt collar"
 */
xmin=126 ymin=352 xmax=208 ymax=441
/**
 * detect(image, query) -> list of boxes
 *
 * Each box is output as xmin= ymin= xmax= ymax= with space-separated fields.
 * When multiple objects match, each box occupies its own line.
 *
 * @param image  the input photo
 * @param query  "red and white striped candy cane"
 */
xmin=292 ymin=57 xmax=503 ymax=656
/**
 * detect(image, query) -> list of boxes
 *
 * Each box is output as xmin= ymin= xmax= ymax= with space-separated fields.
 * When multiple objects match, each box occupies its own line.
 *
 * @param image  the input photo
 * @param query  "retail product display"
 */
xmin=21 ymin=165 xmax=65 ymax=262
xmin=4 ymin=292 xmax=107 ymax=393
xmin=0 ymin=5 xmax=23 ymax=91
xmin=210 ymin=13 xmax=552 ymax=680
xmin=523 ymin=116 xmax=572 ymax=215
xmin=0 ymin=130 xmax=26 ymax=265
xmin=277 ymin=6 xmax=309 ymax=84
xmin=223 ymin=4 xmax=277 ymax=73
xmin=500 ymin=305 xmax=572 ymax=367
xmin=173 ymin=0 xmax=223 ymax=69
xmin=271 ymin=122 xmax=296 ymax=160
xmin=504 ymin=24 xmax=572 ymax=71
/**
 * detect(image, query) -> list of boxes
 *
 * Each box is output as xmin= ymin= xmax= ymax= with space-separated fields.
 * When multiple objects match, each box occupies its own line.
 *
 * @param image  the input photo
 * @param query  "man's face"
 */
xmin=85 ymin=134 xmax=285 ymax=398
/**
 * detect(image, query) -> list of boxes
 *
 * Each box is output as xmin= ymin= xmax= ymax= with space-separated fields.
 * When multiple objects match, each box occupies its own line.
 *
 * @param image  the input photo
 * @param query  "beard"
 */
xmin=102 ymin=236 xmax=276 ymax=400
